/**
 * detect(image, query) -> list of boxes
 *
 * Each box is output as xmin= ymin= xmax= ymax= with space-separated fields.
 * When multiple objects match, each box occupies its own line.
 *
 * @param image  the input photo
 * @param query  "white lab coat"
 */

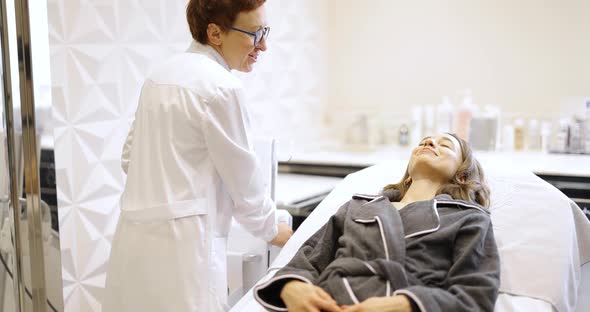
xmin=103 ymin=41 xmax=278 ymax=312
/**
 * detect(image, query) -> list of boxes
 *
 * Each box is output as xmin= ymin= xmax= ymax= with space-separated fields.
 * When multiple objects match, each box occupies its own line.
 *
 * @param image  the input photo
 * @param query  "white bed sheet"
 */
xmin=231 ymin=160 xmax=590 ymax=312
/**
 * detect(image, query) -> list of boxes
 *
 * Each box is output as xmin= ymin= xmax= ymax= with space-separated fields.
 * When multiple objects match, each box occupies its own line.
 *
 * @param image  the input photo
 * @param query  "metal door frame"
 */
xmin=1 ymin=0 xmax=49 ymax=310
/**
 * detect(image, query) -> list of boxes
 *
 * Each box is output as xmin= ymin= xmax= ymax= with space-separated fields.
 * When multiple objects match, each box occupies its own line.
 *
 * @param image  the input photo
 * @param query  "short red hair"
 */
xmin=186 ymin=0 xmax=266 ymax=44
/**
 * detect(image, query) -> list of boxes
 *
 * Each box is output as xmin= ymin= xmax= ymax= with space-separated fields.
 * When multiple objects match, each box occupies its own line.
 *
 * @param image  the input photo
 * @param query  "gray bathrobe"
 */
xmin=254 ymin=192 xmax=500 ymax=312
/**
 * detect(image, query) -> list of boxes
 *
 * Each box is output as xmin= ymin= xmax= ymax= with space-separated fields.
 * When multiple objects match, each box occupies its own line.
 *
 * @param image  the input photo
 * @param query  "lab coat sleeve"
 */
xmin=254 ymin=201 xmax=349 ymax=311
xmin=393 ymin=214 xmax=500 ymax=312
xmin=202 ymin=87 xmax=278 ymax=242
xmin=121 ymin=119 xmax=135 ymax=175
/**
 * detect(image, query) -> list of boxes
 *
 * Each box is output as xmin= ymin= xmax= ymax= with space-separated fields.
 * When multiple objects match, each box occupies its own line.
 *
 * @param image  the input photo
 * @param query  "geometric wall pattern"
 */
xmin=46 ymin=1 xmax=327 ymax=311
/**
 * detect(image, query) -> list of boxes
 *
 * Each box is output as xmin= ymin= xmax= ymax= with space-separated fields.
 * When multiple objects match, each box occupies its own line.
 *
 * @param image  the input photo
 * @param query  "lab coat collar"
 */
xmin=187 ymin=40 xmax=231 ymax=72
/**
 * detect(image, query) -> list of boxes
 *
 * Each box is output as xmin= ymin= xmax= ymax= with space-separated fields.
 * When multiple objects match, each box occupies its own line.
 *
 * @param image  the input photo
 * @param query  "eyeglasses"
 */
xmin=228 ymin=26 xmax=270 ymax=47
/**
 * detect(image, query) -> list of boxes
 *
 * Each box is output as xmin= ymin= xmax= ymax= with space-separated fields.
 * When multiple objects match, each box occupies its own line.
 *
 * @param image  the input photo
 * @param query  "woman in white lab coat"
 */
xmin=103 ymin=1 xmax=292 ymax=311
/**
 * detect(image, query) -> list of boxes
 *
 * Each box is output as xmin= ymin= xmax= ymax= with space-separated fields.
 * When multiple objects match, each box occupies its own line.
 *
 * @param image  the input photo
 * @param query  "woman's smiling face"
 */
xmin=408 ymin=133 xmax=464 ymax=182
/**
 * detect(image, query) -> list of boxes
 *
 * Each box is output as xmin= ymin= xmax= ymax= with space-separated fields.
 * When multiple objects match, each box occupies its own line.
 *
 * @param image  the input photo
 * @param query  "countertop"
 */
xmin=283 ymin=147 xmax=590 ymax=178
xmin=275 ymin=173 xmax=342 ymax=206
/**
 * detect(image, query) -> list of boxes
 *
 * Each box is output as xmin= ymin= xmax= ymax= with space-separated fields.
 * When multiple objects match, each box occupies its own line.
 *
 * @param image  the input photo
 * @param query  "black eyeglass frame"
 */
xmin=229 ymin=26 xmax=270 ymax=47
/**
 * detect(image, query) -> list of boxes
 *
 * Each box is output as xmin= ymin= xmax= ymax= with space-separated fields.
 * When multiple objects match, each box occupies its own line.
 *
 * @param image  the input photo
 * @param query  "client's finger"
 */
xmin=316 ymin=287 xmax=337 ymax=304
xmin=314 ymin=298 xmax=342 ymax=312
xmin=341 ymin=305 xmax=361 ymax=312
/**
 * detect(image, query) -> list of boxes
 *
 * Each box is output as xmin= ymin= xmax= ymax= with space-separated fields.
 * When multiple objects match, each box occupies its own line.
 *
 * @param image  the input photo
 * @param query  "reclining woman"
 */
xmin=254 ymin=133 xmax=500 ymax=312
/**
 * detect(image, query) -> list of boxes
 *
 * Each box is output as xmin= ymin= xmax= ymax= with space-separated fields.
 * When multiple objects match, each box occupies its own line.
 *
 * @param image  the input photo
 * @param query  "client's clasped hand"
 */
xmin=281 ymin=280 xmax=412 ymax=312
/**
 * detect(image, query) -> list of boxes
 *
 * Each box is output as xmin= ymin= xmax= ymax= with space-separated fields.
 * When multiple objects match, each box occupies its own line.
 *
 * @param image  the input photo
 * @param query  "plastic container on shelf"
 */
xmin=436 ymin=96 xmax=453 ymax=134
xmin=540 ymin=121 xmax=552 ymax=153
xmin=552 ymin=118 xmax=570 ymax=153
xmin=527 ymin=119 xmax=541 ymax=151
xmin=398 ymin=124 xmax=410 ymax=146
xmin=502 ymin=124 xmax=515 ymax=152
xmin=410 ymin=106 xmax=423 ymax=146
xmin=453 ymin=89 xmax=475 ymax=141
xmin=423 ymin=105 xmax=435 ymax=136
xmin=345 ymin=113 xmax=369 ymax=147
xmin=569 ymin=117 xmax=584 ymax=153
xmin=513 ymin=118 xmax=525 ymax=151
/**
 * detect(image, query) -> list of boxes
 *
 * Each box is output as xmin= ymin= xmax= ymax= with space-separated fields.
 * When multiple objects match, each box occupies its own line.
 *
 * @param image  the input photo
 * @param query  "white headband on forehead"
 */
xmin=423 ymin=134 xmax=460 ymax=147
xmin=442 ymin=133 xmax=461 ymax=147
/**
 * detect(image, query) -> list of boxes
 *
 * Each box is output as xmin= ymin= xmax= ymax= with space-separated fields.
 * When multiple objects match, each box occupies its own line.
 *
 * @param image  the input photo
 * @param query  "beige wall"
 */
xmin=238 ymin=0 xmax=330 ymax=150
xmin=324 ymin=0 xmax=590 ymax=140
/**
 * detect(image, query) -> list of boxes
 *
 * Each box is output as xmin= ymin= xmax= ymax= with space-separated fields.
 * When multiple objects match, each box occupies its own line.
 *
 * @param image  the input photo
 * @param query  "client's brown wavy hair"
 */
xmin=383 ymin=133 xmax=490 ymax=208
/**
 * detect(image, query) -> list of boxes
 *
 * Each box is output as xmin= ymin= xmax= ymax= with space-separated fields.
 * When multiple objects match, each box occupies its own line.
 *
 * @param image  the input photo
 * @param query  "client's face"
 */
xmin=408 ymin=134 xmax=463 ymax=182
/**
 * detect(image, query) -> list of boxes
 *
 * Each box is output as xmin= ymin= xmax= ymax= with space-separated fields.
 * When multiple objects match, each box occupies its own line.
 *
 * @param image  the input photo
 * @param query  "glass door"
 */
xmin=0 ymin=0 xmax=63 ymax=311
